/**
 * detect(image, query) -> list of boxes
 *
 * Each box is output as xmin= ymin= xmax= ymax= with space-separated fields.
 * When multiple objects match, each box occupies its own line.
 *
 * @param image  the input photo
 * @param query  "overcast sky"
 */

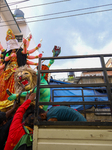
xmin=7 ymin=0 xmax=112 ymax=79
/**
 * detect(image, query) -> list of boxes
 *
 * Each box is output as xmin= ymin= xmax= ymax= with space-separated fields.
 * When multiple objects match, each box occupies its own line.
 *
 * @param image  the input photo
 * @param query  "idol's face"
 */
xmin=17 ymin=70 xmax=32 ymax=91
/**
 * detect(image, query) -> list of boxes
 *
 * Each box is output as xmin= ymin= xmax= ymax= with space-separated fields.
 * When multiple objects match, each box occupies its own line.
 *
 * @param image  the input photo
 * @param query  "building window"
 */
xmin=15 ymin=35 xmax=23 ymax=42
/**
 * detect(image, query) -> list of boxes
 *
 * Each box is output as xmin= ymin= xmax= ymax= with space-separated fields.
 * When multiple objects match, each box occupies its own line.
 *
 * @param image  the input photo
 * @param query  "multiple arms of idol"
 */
xmin=0 ymin=34 xmax=42 ymax=70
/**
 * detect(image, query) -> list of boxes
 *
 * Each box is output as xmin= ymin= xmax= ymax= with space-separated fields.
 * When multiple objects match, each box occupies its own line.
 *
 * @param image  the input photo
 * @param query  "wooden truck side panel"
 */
xmin=33 ymin=126 xmax=112 ymax=150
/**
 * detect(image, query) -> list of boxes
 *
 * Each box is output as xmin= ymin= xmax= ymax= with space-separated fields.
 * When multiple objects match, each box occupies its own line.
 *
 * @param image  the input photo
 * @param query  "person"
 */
xmin=4 ymin=93 xmax=36 ymax=150
xmin=0 ymin=102 xmax=19 ymax=150
xmin=53 ymin=101 xmax=78 ymax=111
xmin=39 ymin=106 xmax=87 ymax=122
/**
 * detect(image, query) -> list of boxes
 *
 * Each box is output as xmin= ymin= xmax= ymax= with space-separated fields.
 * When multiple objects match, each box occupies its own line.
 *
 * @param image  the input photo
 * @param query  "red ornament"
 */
xmin=38 ymin=53 xmax=42 ymax=58
xmin=38 ymin=43 xmax=41 ymax=48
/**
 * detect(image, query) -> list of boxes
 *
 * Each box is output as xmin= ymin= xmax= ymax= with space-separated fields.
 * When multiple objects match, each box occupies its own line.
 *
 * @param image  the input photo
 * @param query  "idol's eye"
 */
xmin=17 ymin=76 xmax=20 ymax=78
xmin=24 ymin=72 xmax=28 ymax=75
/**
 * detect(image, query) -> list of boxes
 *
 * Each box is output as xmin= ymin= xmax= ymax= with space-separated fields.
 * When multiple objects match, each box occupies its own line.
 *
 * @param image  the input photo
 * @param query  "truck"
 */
xmin=33 ymin=53 xmax=112 ymax=150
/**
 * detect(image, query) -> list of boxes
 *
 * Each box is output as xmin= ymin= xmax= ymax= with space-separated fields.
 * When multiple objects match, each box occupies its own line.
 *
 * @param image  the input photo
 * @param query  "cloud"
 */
xmin=7 ymin=0 xmax=112 ymax=80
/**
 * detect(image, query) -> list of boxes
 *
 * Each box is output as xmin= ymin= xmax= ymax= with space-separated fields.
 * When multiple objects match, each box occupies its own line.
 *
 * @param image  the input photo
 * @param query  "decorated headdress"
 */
xmin=6 ymin=29 xmax=20 ymax=52
xmin=6 ymin=29 xmax=15 ymax=41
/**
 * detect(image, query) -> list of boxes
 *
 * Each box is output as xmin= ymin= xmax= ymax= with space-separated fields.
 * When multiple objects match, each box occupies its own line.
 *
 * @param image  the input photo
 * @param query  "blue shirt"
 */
xmin=47 ymin=106 xmax=86 ymax=121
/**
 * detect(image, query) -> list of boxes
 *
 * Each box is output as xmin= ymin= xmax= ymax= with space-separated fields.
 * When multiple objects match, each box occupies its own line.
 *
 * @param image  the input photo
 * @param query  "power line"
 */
xmin=1 ymin=1 xmax=112 ymax=13
xmin=9 ymin=0 xmax=30 ymax=6
xmin=1 ymin=3 xmax=112 ymax=24
xmin=12 ymin=2 xmax=112 ymax=11
xmin=0 ymin=8 xmax=112 ymax=27
xmin=0 ymin=0 xmax=70 ymax=12
xmin=0 ymin=0 xmax=29 ymax=9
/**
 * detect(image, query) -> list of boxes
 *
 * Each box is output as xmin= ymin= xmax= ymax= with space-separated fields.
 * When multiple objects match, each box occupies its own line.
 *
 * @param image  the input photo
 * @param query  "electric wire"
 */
xmin=1 ymin=1 xmax=112 ymax=13
xmin=12 ymin=2 xmax=112 ymax=11
xmin=0 ymin=0 xmax=70 ymax=12
xmin=8 ymin=0 xmax=30 ymax=6
xmin=1 ymin=2 xmax=112 ymax=24
xmin=0 ymin=8 xmax=112 ymax=27
xmin=0 ymin=0 xmax=29 ymax=9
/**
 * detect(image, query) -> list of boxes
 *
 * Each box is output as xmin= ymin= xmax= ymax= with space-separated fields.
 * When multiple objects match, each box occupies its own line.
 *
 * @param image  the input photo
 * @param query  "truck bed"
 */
xmin=33 ymin=125 xmax=112 ymax=150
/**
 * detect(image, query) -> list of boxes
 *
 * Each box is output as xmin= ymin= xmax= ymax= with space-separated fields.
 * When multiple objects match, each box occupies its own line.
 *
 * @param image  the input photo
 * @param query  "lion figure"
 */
xmin=14 ymin=65 xmax=37 ymax=104
xmin=14 ymin=65 xmax=50 ymax=111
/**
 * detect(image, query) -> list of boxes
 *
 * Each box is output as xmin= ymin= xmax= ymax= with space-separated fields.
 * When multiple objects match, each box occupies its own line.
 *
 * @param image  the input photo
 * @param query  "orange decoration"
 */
xmin=41 ymin=64 xmax=49 ymax=81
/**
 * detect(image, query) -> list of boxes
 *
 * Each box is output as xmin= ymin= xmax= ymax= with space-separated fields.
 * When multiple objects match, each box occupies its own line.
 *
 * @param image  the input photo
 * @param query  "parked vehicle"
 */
xmin=33 ymin=54 xmax=112 ymax=150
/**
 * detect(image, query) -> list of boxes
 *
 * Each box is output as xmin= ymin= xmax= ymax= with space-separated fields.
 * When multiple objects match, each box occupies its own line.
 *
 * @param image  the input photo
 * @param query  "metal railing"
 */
xmin=34 ymin=54 xmax=112 ymax=126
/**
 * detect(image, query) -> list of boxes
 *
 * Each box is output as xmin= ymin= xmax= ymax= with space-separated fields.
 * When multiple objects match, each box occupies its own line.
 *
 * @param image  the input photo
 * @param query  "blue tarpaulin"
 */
xmin=49 ymin=79 xmax=108 ymax=111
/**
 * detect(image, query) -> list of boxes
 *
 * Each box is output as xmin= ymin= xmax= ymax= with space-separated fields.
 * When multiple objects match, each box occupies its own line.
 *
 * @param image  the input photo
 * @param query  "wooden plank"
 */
xmin=38 ymin=128 xmax=112 ymax=140
xmin=37 ymin=143 xmax=112 ymax=150
xmin=33 ymin=127 xmax=112 ymax=150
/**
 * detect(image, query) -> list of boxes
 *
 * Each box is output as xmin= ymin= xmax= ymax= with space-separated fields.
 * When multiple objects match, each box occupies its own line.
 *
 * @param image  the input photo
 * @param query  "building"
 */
xmin=78 ymin=58 xmax=112 ymax=84
xmin=0 ymin=0 xmax=36 ymax=50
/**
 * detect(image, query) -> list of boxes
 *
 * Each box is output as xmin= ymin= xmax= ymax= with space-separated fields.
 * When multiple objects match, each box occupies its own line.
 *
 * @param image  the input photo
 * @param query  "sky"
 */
xmin=6 ymin=0 xmax=112 ymax=79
